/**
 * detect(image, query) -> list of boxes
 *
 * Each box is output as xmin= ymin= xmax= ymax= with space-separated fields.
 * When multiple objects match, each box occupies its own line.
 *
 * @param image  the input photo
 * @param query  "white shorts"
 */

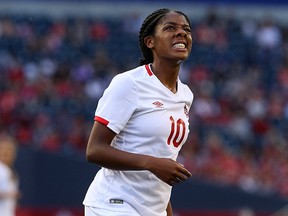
xmin=84 ymin=206 xmax=140 ymax=216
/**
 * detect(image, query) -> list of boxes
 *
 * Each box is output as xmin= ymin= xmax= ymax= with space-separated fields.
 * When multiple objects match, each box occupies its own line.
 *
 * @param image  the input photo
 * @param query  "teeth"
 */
xmin=173 ymin=43 xmax=185 ymax=48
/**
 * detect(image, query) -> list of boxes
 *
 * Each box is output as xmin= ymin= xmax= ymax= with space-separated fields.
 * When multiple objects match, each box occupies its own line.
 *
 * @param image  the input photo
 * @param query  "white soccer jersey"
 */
xmin=83 ymin=64 xmax=194 ymax=216
xmin=0 ymin=162 xmax=18 ymax=216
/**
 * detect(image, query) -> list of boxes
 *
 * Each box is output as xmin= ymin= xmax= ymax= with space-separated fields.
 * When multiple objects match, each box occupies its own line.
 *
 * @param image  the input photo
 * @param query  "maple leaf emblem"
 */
xmin=184 ymin=104 xmax=189 ymax=118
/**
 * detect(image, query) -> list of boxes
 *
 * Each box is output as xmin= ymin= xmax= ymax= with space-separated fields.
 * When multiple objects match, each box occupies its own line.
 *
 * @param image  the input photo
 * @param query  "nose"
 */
xmin=176 ymin=28 xmax=187 ymax=37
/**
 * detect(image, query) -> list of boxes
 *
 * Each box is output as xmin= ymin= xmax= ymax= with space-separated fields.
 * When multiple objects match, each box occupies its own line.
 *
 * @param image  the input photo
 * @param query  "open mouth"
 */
xmin=173 ymin=43 xmax=186 ymax=49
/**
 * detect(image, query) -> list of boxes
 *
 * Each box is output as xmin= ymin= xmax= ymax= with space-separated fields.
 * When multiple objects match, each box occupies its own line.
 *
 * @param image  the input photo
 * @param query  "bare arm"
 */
xmin=0 ymin=191 xmax=19 ymax=199
xmin=86 ymin=121 xmax=192 ymax=186
xmin=166 ymin=200 xmax=173 ymax=216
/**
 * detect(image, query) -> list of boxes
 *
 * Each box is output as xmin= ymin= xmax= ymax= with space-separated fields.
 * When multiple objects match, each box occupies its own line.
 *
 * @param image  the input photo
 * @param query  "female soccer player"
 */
xmin=0 ymin=134 xmax=19 ymax=216
xmin=83 ymin=8 xmax=193 ymax=216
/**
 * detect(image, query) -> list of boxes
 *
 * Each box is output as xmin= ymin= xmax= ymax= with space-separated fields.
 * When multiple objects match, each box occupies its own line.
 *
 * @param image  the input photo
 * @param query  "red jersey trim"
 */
xmin=145 ymin=64 xmax=153 ymax=76
xmin=94 ymin=116 xmax=109 ymax=126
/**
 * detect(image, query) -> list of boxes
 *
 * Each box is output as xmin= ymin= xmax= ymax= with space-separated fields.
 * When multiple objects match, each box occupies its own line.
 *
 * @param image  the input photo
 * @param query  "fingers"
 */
xmin=174 ymin=176 xmax=181 ymax=183
xmin=168 ymin=179 xmax=174 ymax=186
xmin=156 ymin=158 xmax=192 ymax=186
xmin=168 ymin=163 xmax=192 ymax=186
xmin=168 ymin=178 xmax=177 ymax=186
xmin=177 ymin=163 xmax=192 ymax=178
xmin=168 ymin=176 xmax=183 ymax=186
xmin=168 ymin=171 xmax=192 ymax=186
xmin=176 ymin=173 xmax=189 ymax=181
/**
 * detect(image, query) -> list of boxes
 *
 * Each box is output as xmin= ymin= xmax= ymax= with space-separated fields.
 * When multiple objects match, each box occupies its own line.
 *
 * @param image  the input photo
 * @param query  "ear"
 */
xmin=144 ymin=36 xmax=154 ymax=49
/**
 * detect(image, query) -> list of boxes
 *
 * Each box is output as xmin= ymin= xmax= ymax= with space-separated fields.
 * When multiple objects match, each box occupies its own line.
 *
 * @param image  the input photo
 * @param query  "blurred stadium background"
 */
xmin=1 ymin=0 xmax=288 ymax=215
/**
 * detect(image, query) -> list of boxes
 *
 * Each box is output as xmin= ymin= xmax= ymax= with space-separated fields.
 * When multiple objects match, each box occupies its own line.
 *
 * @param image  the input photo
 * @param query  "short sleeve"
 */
xmin=95 ymin=73 xmax=138 ymax=134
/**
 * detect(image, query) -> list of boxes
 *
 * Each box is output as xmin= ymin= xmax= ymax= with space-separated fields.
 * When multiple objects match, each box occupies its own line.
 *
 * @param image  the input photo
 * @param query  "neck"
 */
xmin=150 ymin=62 xmax=180 ymax=93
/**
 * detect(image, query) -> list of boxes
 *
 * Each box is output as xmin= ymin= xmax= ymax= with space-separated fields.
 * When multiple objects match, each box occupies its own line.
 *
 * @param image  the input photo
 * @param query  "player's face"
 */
xmin=0 ymin=141 xmax=16 ymax=167
xmin=149 ymin=12 xmax=192 ymax=63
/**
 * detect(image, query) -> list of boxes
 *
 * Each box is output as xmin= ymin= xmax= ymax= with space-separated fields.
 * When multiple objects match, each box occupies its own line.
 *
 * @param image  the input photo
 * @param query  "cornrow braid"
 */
xmin=138 ymin=8 xmax=170 ymax=66
xmin=138 ymin=8 xmax=192 ymax=66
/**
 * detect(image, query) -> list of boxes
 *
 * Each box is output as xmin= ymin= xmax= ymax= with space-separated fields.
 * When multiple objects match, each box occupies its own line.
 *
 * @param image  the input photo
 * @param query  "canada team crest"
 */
xmin=184 ymin=104 xmax=189 ymax=118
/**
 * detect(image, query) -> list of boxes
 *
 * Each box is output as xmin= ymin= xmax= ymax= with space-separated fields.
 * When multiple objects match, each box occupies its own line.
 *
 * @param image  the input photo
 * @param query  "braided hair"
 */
xmin=138 ymin=8 xmax=191 ymax=66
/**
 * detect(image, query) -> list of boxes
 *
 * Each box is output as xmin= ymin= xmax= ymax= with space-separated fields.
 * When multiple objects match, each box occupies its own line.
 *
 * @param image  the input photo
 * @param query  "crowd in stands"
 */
xmin=1 ymin=9 xmax=288 ymax=199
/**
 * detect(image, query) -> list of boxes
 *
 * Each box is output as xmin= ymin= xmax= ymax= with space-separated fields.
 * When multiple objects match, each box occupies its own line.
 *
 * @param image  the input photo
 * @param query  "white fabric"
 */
xmin=85 ymin=205 xmax=138 ymax=216
xmin=83 ymin=64 xmax=193 ymax=216
xmin=0 ymin=162 xmax=17 ymax=216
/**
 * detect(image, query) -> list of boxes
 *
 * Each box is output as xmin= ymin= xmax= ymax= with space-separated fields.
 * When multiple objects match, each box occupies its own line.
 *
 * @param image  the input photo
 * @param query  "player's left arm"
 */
xmin=166 ymin=200 xmax=173 ymax=216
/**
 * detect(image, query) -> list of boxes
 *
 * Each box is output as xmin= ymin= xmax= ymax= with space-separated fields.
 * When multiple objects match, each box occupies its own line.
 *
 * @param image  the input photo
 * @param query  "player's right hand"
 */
xmin=147 ymin=157 xmax=192 ymax=186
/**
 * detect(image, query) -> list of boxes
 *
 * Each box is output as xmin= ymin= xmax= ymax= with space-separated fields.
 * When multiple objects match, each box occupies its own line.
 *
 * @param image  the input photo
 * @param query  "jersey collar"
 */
xmin=145 ymin=64 xmax=153 ymax=76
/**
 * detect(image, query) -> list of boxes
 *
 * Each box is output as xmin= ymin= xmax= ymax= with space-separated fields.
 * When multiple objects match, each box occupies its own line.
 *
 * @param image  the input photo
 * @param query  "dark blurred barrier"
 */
xmin=16 ymin=208 xmax=83 ymax=216
xmin=15 ymin=146 xmax=288 ymax=216
xmin=15 ymin=146 xmax=96 ymax=207
xmin=172 ymin=179 xmax=288 ymax=215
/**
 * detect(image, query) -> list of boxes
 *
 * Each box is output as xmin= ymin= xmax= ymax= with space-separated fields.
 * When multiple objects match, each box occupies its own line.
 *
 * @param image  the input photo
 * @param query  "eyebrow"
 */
xmin=163 ymin=21 xmax=190 ymax=28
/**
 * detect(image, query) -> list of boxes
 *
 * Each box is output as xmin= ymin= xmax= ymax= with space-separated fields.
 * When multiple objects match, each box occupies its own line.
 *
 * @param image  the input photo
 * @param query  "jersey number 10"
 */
xmin=167 ymin=116 xmax=186 ymax=148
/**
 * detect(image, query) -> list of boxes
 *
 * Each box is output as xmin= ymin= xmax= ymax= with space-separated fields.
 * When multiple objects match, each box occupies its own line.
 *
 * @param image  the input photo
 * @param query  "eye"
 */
xmin=164 ymin=25 xmax=175 ymax=31
xmin=184 ymin=27 xmax=191 ymax=33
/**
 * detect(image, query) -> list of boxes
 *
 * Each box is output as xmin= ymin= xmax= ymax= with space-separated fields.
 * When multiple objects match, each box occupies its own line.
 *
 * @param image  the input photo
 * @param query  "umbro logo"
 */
xmin=110 ymin=199 xmax=123 ymax=204
xmin=153 ymin=101 xmax=164 ymax=108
